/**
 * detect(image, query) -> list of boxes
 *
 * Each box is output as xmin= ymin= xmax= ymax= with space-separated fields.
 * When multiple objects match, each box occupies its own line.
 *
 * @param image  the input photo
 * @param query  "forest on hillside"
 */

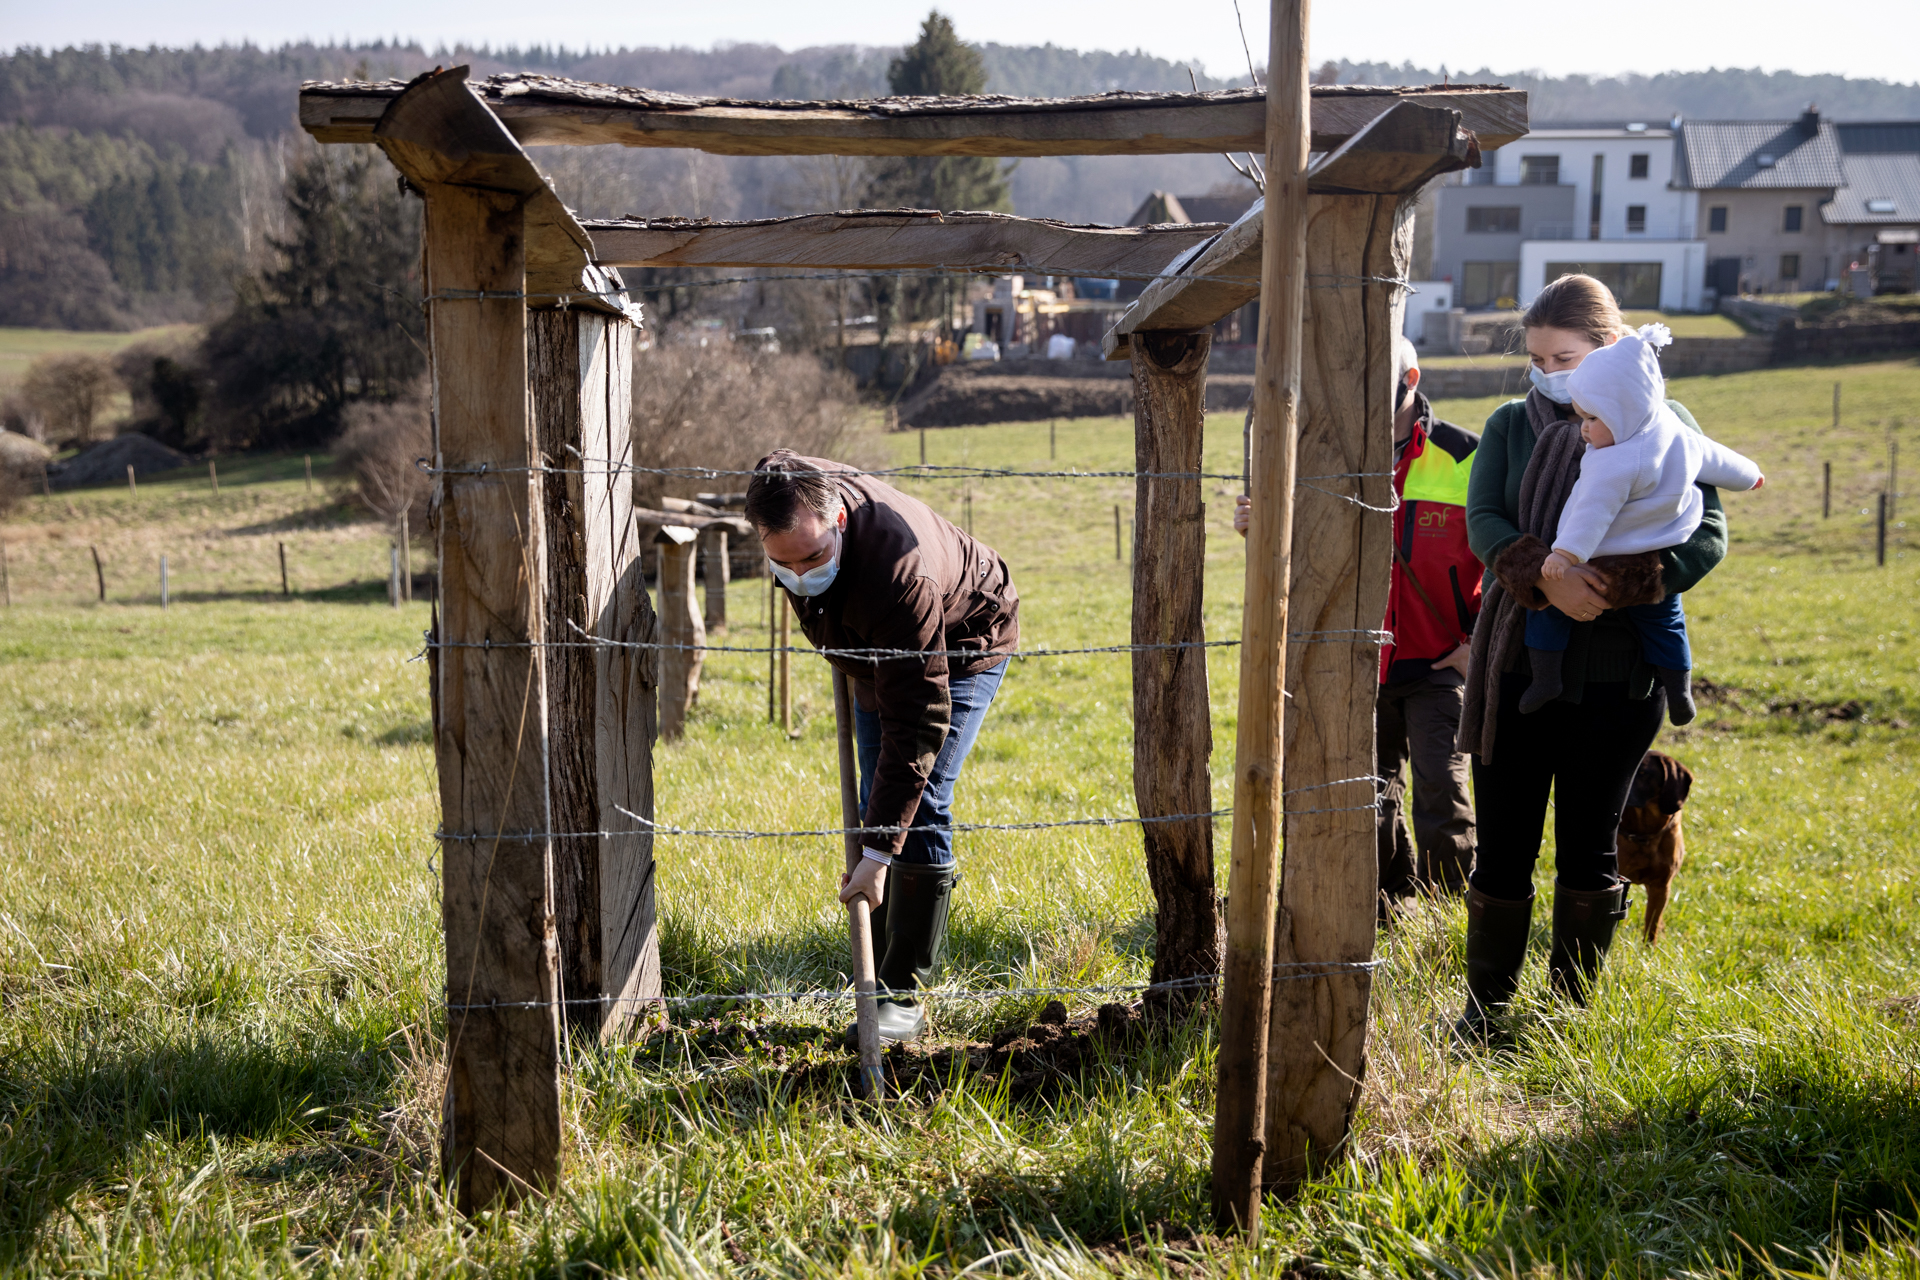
xmin=3 ymin=37 xmax=1918 ymax=334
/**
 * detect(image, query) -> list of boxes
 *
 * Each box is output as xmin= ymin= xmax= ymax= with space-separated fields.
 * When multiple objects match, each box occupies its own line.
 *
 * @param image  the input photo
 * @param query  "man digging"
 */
xmin=745 ymin=450 xmax=1019 ymax=1045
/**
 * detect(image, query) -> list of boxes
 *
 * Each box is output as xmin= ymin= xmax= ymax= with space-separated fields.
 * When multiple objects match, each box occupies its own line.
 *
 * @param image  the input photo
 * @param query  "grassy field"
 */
xmin=0 ymin=358 xmax=1916 ymax=1276
xmin=0 ymin=325 xmax=199 ymax=404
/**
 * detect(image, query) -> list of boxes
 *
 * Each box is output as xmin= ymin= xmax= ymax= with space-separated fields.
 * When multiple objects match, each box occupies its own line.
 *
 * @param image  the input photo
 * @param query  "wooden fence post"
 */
xmin=1261 ymin=192 xmax=1408 ymax=1194
xmin=1213 ymin=0 xmax=1309 ymax=1235
xmin=532 ymin=307 xmax=660 ymax=1040
xmin=1129 ymin=329 xmax=1218 ymax=998
xmin=656 ymin=525 xmax=704 ymax=739
xmin=702 ymin=527 xmax=730 ymax=634
xmin=422 ymin=181 xmax=562 ymax=1213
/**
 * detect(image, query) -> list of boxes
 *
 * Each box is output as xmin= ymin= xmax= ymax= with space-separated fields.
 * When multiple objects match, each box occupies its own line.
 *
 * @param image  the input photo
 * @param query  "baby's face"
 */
xmin=1574 ymin=404 xmax=1616 ymax=448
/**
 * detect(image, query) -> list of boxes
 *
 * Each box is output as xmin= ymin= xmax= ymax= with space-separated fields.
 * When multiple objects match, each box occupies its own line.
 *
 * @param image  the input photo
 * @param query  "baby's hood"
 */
xmin=1566 ymin=322 xmax=1672 ymax=444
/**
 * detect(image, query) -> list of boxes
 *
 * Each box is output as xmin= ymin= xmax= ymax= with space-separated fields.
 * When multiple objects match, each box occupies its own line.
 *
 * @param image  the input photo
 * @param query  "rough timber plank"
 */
xmin=427 ymin=180 xmax=562 ymax=1213
xmin=1261 ymin=192 xmax=1407 ymax=1195
xmin=1128 ymin=331 xmax=1218 ymax=1000
xmin=302 ymin=74 xmax=1528 ymax=156
xmin=1105 ymin=101 xmax=1481 ymax=357
xmin=531 ymin=308 xmax=658 ymax=1041
xmin=369 ymin=66 xmax=630 ymax=313
xmin=585 ymin=210 xmax=1222 ymax=278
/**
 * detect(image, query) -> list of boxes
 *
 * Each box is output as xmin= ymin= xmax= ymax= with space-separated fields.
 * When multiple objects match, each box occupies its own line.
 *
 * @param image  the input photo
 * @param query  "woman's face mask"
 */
xmin=770 ymin=526 xmax=842 ymax=597
xmin=1529 ymin=365 xmax=1576 ymax=404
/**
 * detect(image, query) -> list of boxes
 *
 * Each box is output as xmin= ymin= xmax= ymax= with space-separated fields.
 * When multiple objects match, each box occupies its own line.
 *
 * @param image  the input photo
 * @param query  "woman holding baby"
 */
xmin=1452 ymin=273 xmax=1763 ymax=1044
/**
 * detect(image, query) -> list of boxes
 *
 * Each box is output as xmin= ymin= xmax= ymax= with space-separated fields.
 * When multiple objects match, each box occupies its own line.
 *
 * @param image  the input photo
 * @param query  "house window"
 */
xmin=1866 ymin=198 xmax=1897 ymax=214
xmin=1780 ymin=254 xmax=1801 ymax=280
xmin=1629 ymin=153 xmax=1650 ymax=179
xmin=1784 ymin=205 xmax=1803 ymax=232
xmin=1708 ymin=206 xmax=1729 ymax=233
xmin=1519 ymin=155 xmax=1561 ymax=185
xmin=1545 ymin=261 xmax=1664 ymax=309
xmin=1461 ymin=261 xmax=1520 ymax=308
xmin=1465 ymin=206 xmax=1522 ymax=233
xmin=1626 ymin=205 xmax=1647 ymax=233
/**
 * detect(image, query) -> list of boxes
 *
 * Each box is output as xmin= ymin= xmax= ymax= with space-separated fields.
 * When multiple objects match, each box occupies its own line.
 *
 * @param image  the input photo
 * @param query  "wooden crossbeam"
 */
xmin=1103 ymin=101 xmax=1482 ymax=356
xmin=302 ymin=74 xmax=1529 ymax=157
xmin=584 ymin=210 xmax=1223 ymax=277
xmin=370 ymin=67 xmax=632 ymax=312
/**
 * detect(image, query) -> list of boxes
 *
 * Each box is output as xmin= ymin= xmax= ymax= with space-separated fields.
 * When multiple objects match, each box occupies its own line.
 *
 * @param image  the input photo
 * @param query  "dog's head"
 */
xmin=1626 ymin=751 xmax=1692 ymax=817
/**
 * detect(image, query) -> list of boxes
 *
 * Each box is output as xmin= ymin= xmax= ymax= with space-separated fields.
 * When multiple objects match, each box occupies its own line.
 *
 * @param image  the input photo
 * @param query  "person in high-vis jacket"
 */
xmin=746 ymin=450 xmax=1019 ymax=1046
xmin=1236 ymin=336 xmax=1482 ymax=911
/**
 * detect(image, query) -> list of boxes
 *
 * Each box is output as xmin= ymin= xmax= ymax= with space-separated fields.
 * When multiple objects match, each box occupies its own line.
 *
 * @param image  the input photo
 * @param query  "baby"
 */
xmin=1522 ymin=323 xmax=1765 ymax=724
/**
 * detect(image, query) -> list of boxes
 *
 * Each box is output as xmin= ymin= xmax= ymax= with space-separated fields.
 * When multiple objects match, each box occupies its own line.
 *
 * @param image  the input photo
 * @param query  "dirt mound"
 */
xmin=899 ymin=370 xmax=1253 ymax=427
xmin=48 ymin=433 xmax=188 ymax=491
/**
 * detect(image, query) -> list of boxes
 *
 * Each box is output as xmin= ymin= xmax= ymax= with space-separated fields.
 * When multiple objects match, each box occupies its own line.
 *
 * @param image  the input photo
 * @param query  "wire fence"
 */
xmin=445 ymin=959 xmax=1387 ymax=1014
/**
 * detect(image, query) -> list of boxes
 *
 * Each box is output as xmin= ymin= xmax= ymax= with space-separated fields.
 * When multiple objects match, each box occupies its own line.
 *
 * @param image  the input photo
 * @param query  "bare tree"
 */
xmin=22 ymin=354 xmax=122 ymax=445
xmin=334 ymin=381 xmax=430 ymax=546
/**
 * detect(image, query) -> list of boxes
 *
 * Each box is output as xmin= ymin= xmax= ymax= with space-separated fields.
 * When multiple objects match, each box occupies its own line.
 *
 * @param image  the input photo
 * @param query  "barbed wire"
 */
xmin=429 ymin=775 xmax=1384 ymax=846
xmin=444 ymin=958 xmax=1386 ymax=1012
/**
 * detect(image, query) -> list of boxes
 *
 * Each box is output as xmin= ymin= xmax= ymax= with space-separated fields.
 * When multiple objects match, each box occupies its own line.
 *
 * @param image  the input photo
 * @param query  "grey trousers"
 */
xmin=1376 ymin=675 xmax=1477 ymax=901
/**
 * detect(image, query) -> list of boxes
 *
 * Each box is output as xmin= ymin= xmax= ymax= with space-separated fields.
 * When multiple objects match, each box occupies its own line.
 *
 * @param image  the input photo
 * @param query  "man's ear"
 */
xmin=1405 ymin=366 xmax=1421 ymax=393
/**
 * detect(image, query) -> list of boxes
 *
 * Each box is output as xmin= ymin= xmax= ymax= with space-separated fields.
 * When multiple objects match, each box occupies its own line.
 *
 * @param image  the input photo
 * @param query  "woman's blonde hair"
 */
xmin=1522 ymin=273 xmax=1631 ymax=348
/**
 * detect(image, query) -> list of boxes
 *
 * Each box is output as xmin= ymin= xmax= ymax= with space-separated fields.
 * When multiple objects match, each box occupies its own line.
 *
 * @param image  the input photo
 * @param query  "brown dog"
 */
xmin=1615 ymin=751 xmax=1693 ymax=942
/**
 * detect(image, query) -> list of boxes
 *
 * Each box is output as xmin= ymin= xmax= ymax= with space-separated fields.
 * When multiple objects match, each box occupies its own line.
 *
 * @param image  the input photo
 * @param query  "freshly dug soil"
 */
xmin=49 ymin=434 xmax=188 ymax=491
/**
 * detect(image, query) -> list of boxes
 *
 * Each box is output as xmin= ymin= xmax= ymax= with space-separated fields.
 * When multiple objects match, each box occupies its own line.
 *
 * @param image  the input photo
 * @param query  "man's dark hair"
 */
xmin=744 ymin=456 xmax=845 ymax=534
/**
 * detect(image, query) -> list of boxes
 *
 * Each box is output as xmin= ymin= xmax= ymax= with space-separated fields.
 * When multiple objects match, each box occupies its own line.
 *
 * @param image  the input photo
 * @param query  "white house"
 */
xmin=1432 ymin=123 xmax=1710 ymax=311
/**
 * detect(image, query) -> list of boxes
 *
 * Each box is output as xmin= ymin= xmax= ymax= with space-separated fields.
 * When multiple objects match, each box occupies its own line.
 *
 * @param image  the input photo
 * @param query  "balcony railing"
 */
xmin=1531 ymin=223 xmax=1576 ymax=241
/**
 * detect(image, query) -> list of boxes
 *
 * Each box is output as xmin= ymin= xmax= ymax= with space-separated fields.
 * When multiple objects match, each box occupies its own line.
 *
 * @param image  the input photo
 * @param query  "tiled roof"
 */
xmin=1673 ymin=120 xmax=1845 ymax=189
xmin=1822 ymin=153 xmax=1920 ymax=224
xmin=1836 ymin=122 xmax=1920 ymax=155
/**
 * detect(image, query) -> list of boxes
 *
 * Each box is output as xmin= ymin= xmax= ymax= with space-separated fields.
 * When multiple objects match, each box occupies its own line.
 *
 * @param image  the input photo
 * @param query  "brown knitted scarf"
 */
xmin=1458 ymin=391 xmax=1586 ymax=761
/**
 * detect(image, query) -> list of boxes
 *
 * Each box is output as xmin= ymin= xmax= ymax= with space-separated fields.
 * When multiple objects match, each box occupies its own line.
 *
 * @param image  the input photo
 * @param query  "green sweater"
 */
xmin=1465 ymin=397 xmax=1728 ymax=702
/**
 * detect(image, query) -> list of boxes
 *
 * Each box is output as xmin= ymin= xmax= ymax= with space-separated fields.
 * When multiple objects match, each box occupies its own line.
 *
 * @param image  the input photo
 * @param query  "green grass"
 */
xmin=1 ymin=360 xmax=1918 ymax=1276
xmin=0 ymin=324 xmax=198 ymax=400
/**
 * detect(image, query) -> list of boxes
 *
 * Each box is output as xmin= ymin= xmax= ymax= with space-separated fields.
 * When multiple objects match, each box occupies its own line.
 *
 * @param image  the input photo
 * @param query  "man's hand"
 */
xmin=1432 ymin=641 xmax=1472 ymax=676
xmin=1538 ymin=562 xmax=1613 ymax=622
xmin=839 ymin=856 xmax=888 ymax=910
xmin=1234 ymin=494 xmax=1251 ymax=538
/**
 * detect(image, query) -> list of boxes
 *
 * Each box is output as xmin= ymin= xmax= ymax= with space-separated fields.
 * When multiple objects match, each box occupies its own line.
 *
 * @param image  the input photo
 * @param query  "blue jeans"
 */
xmin=854 ymin=660 xmax=1008 ymax=867
xmin=1525 ymin=594 xmax=1692 ymax=671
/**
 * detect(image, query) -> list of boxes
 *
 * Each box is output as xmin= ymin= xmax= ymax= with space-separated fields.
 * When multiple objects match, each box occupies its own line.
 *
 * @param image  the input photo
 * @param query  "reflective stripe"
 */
xmin=1402 ymin=437 xmax=1473 ymax=507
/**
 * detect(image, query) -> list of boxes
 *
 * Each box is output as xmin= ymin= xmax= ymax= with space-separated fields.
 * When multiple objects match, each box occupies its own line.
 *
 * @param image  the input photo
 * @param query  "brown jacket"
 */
xmin=760 ymin=451 xmax=1019 ymax=856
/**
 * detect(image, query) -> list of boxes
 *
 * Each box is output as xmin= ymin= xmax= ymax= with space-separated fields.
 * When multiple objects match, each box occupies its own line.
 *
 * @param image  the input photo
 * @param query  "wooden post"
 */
xmin=1261 ymin=193 xmax=1407 ymax=1194
xmin=390 ymin=546 xmax=402 ymax=607
xmin=1114 ymin=504 xmax=1123 ymax=561
xmin=1878 ymin=492 xmax=1888 ymax=566
xmin=656 ymin=526 xmax=704 ymax=740
xmin=1834 ymin=381 xmax=1841 ymax=429
xmin=768 ymin=576 xmax=778 ymax=724
xmin=1890 ymin=438 xmax=1899 ymax=524
xmin=531 ymin=307 xmax=659 ymax=1040
xmin=1823 ymin=461 xmax=1832 ymax=519
xmin=833 ymin=669 xmax=885 ymax=1098
xmin=400 ymin=511 xmax=412 ymax=603
xmin=702 ymin=527 xmax=730 ymax=634
xmin=422 ymin=182 xmax=562 ymax=1213
xmin=779 ymin=598 xmax=793 ymax=735
xmin=1129 ymin=330 xmax=1218 ymax=998
xmin=91 ymin=545 xmax=105 ymax=602
xmin=279 ymin=541 xmax=289 ymax=596
xmin=1213 ymin=0 xmax=1309 ymax=1236
xmin=1050 ymin=420 xmax=1057 ymax=460
xmin=920 ymin=428 xmax=927 ymax=466
xmin=304 ymin=455 xmax=314 ymax=492
xmin=209 ymin=460 xmax=219 ymax=496
xmin=160 ymin=554 xmax=168 ymax=608
xmin=127 ymin=465 xmax=137 ymax=498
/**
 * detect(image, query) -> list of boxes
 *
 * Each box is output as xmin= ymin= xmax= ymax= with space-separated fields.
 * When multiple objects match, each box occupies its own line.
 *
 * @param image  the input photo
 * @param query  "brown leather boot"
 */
xmin=1547 ymin=879 xmax=1629 ymax=1005
xmin=1451 ymin=887 xmax=1533 ymax=1046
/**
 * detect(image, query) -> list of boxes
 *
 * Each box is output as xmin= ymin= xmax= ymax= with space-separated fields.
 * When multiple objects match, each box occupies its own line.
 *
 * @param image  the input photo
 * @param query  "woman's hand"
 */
xmin=1234 ymin=494 xmax=1251 ymax=538
xmin=839 ymin=859 xmax=887 ymax=910
xmin=1538 ymin=562 xmax=1613 ymax=621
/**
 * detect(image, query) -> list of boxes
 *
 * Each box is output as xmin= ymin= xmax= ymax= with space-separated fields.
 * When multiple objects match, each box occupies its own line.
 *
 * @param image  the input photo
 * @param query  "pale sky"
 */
xmin=3 ymin=0 xmax=1915 ymax=85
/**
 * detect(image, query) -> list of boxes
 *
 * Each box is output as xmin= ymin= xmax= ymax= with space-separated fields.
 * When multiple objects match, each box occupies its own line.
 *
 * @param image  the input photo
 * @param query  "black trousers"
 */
xmin=1469 ymin=673 xmax=1665 ymax=901
xmin=1377 ymin=677 xmax=1476 ymax=898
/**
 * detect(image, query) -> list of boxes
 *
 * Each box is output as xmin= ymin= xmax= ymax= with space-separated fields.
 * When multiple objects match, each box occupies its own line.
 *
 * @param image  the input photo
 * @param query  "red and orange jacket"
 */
xmin=1381 ymin=394 xmax=1484 ymax=686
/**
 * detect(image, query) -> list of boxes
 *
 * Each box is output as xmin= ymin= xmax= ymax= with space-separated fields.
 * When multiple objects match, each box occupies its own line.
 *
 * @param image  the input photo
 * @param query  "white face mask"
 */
xmin=770 ymin=527 xmax=841 ymax=597
xmin=1529 ymin=365 xmax=1576 ymax=405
